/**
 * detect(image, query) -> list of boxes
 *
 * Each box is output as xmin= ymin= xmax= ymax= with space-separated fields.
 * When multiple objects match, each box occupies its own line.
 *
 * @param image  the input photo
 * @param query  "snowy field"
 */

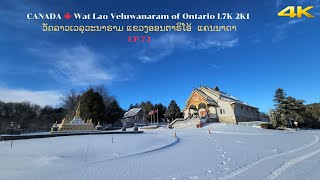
xmin=1 ymin=124 xmax=320 ymax=180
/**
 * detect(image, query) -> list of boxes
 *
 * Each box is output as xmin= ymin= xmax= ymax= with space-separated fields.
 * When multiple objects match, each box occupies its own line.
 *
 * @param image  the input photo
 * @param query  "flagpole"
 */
xmin=154 ymin=109 xmax=156 ymax=125
xmin=152 ymin=110 xmax=154 ymax=125
xmin=153 ymin=109 xmax=155 ymax=125
xmin=157 ymin=109 xmax=159 ymax=126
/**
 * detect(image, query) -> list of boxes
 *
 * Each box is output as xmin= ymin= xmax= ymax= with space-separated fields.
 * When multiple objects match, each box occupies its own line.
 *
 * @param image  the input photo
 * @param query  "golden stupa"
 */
xmin=51 ymin=102 xmax=96 ymax=132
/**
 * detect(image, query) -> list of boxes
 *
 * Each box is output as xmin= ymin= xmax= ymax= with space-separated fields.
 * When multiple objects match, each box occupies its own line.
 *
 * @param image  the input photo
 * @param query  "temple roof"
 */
xmin=205 ymin=86 xmax=258 ymax=109
xmin=123 ymin=108 xmax=142 ymax=118
xmin=193 ymin=89 xmax=218 ymax=106
xmin=185 ymin=86 xmax=258 ymax=109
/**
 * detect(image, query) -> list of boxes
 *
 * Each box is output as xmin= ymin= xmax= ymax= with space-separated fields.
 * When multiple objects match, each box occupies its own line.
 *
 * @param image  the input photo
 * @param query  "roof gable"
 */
xmin=185 ymin=89 xmax=218 ymax=108
xmin=123 ymin=108 xmax=142 ymax=118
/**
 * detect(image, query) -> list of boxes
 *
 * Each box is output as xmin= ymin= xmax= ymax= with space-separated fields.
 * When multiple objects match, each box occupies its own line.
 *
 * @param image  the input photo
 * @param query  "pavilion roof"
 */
xmin=123 ymin=108 xmax=142 ymax=118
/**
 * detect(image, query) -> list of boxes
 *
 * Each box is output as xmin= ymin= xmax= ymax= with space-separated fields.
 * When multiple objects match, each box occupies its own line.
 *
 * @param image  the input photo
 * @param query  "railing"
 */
xmin=238 ymin=121 xmax=261 ymax=127
xmin=169 ymin=117 xmax=188 ymax=127
xmin=170 ymin=116 xmax=204 ymax=128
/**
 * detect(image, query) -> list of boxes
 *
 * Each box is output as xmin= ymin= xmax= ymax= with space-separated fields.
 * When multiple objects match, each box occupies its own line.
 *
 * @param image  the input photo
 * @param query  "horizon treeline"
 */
xmin=1 ymin=86 xmax=320 ymax=132
xmin=0 ymin=85 xmax=182 ymax=132
xmin=0 ymin=85 xmax=125 ymax=131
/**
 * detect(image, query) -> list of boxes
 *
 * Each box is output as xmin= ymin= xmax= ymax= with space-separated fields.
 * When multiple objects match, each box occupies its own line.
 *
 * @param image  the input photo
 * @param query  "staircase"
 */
xmin=170 ymin=116 xmax=203 ymax=129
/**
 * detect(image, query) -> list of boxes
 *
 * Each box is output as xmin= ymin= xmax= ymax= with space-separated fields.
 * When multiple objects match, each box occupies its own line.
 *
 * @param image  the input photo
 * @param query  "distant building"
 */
xmin=122 ymin=108 xmax=146 ymax=126
xmin=181 ymin=86 xmax=259 ymax=124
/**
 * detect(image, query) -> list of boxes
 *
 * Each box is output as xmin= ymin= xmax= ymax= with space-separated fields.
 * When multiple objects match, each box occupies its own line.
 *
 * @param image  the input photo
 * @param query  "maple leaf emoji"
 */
xmin=64 ymin=12 xmax=72 ymax=19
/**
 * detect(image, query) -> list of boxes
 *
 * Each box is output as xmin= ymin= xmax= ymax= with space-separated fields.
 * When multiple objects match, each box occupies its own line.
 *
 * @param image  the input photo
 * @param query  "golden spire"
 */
xmin=75 ymin=101 xmax=81 ymax=118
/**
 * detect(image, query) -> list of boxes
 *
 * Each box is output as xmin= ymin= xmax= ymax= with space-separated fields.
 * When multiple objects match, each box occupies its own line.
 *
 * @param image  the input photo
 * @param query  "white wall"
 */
xmin=234 ymin=104 xmax=259 ymax=122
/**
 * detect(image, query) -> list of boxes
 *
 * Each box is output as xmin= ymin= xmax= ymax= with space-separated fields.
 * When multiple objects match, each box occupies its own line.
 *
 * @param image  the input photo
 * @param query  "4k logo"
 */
xmin=278 ymin=6 xmax=314 ymax=18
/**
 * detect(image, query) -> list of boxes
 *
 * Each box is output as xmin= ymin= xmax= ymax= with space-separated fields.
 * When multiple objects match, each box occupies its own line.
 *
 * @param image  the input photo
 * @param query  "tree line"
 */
xmin=0 ymin=85 xmax=183 ymax=132
xmin=128 ymin=100 xmax=181 ymax=123
xmin=0 ymin=101 xmax=66 ymax=132
xmin=270 ymin=88 xmax=320 ymax=128
xmin=0 ymin=85 xmax=125 ymax=132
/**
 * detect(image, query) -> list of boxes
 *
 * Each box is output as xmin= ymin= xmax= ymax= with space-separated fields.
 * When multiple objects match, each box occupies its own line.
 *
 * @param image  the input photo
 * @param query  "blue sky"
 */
xmin=0 ymin=0 xmax=319 ymax=112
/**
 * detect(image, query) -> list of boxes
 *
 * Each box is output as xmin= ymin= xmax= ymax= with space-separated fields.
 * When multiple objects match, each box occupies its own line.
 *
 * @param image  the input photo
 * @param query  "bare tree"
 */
xmin=91 ymin=85 xmax=116 ymax=106
xmin=62 ymin=89 xmax=80 ymax=111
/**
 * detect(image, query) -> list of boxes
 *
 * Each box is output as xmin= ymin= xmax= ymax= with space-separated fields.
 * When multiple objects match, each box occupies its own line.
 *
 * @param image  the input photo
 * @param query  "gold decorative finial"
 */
xmin=75 ymin=101 xmax=81 ymax=118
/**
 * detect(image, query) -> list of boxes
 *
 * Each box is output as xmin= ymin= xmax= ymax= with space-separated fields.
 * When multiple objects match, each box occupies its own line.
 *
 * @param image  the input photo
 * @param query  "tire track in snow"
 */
xmin=87 ymin=137 xmax=180 ymax=165
xmin=219 ymin=135 xmax=319 ymax=180
xmin=263 ymin=136 xmax=320 ymax=180
xmin=211 ymin=131 xmax=275 ymax=136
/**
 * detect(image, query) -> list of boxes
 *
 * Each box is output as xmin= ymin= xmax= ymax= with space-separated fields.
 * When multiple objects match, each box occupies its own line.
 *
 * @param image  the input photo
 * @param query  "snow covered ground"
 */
xmin=1 ymin=123 xmax=320 ymax=180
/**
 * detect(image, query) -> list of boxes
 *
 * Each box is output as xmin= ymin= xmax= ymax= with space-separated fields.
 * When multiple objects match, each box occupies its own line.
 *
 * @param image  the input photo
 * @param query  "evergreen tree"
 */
xmin=90 ymin=85 xmax=125 ymax=125
xmin=165 ymin=100 xmax=181 ymax=122
xmin=154 ymin=103 xmax=167 ymax=122
xmin=306 ymin=103 xmax=320 ymax=120
xmin=105 ymin=100 xmax=124 ymax=125
xmin=273 ymin=88 xmax=286 ymax=107
xmin=140 ymin=101 xmax=154 ymax=121
xmin=128 ymin=104 xmax=135 ymax=110
xmin=305 ymin=103 xmax=320 ymax=128
xmin=80 ymin=88 xmax=106 ymax=125
xmin=273 ymin=88 xmax=290 ymax=126
xmin=273 ymin=88 xmax=307 ymax=128
xmin=269 ymin=109 xmax=278 ymax=128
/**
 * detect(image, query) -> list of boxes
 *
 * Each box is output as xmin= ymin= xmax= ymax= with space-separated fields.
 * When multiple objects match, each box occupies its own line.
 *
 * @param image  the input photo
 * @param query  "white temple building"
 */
xmin=171 ymin=86 xmax=260 ymax=128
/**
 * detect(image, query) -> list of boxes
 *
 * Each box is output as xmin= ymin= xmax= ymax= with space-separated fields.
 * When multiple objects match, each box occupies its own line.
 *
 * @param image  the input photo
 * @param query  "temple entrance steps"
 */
xmin=171 ymin=117 xmax=200 ymax=129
